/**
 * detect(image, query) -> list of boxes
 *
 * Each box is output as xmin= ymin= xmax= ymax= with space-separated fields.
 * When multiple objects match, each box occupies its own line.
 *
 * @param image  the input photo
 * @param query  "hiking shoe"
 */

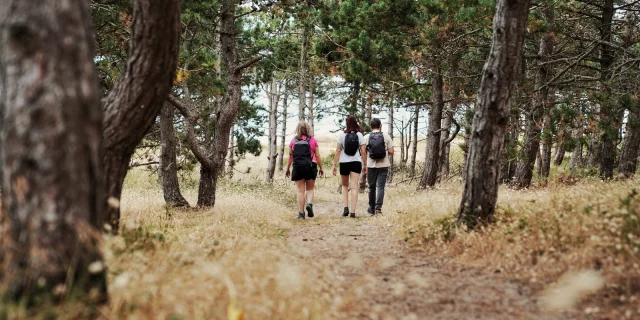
xmin=367 ymin=207 xmax=374 ymax=215
xmin=297 ymin=212 xmax=305 ymax=220
xmin=375 ymin=209 xmax=382 ymax=216
xmin=306 ymin=203 xmax=314 ymax=218
xmin=350 ymin=212 xmax=356 ymax=218
xmin=342 ymin=207 xmax=349 ymax=217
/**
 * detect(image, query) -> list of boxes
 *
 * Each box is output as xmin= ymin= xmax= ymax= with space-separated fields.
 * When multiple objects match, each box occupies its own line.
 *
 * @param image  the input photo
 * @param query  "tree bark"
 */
xmin=0 ymin=0 xmax=106 ymax=301
xmin=598 ymin=0 xmax=616 ymax=180
xmin=266 ymin=78 xmax=280 ymax=182
xmin=419 ymin=70 xmax=444 ymax=189
xmin=198 ymin=0 xmax=261 ymax=207
xmin=457 ymin=0 xmax=530 ymax=228
xmin=309 ymin=80 xmax=315 ymax=135
xmin=159 ymin=103 xmax=189 ymax=207
xmin=278 ymin=93 xmax=288 ymax=172
xmin=540 ymin=108 xmax=553 ymax=178
xmin=409 ymin=107 xmax=420 ymax=176
xmin=102 ymin=0 xmax=181 ymax=232
xmin=553 ymin=123 xmax=567 ymax=166
xmin=619 ymin=102 xmax=640 ymax=177
xmin=440 ymin=108 xmax=454 ymax=180
xmin=512 ymin=7 xmax=554 ymax=188
xmin=387 ymin=101 xmax=395 ymax=182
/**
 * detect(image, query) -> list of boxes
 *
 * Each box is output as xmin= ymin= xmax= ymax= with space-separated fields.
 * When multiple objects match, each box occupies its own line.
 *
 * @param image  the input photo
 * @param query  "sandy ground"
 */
xmin=286 ymin=202 xmax=570 ymax=320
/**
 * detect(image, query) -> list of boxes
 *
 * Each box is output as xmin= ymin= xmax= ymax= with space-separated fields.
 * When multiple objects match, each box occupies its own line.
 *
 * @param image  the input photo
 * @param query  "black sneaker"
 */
xmin=367 ymin=207 xmax=374 ymax=215
xmin=342 ymin=207 xmax=349 ymax=217
xmin=297 ymin=212 xmax=305 ymax=220
xmin=350 ymin=212 xmax=356 ymax=218
xmin=306 ymin=203 xmax=314 ymax=218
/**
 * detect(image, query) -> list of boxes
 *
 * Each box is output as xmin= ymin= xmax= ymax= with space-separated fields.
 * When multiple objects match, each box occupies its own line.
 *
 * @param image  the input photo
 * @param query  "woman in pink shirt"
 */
xmin=286 ymin=121 xmax=324 ymax=219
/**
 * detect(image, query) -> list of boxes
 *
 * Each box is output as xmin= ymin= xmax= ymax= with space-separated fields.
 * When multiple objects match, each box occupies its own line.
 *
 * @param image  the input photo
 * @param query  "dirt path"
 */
xmin=287 ymin=202 xmax=566 ymax=320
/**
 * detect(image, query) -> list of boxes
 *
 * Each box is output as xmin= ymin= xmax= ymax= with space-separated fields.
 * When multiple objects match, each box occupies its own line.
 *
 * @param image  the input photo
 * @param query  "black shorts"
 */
xmin=291 ymin=163 xmax=318 ymax=181
xmin=339 ymin=161 xmax=362 ymax=176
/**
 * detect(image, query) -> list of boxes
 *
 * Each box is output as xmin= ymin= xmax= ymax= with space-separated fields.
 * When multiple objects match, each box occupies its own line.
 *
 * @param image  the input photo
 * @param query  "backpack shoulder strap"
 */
xmin=305 ymin=136 xmax=310 ymax=142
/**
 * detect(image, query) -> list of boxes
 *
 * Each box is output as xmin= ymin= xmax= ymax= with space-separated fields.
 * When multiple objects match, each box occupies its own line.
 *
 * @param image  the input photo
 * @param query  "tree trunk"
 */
xmin=197 ymin=0 xmax=261 ymax=207
xmin=619 ymin=102 xmax=640 ymax=177
xmin=298 ymin=25 xmax=309 ymax=121
xmin=409 ymin=107 xmax=420 ymax=176
xmin=0 ymin=0 xmax=106 ymax=301
xmin=197 ymin=166 xmax=216 ymax=207
xmin=540 ymin=108 xmax=553 ymax=178
xmin=570 ymin=125 xmax=584 ymax=174
xmin=102 ymin=0 xmax=180 ymax=232
xmin=419 ymin=70 xmax=444 ymax=189
xmin=554 ymin=125 xmax=566 ymax=166
xmin=387 ymin=102 xmax=395 ymax=182
xmin=359 ymin=98 xmax=373 ymax=192
xmin=512 ymin=7 xmax=554 ymax=187
xmin=500 ymin=126 xmax=513 ymax=184
xmin=440 ymin=108 xmax=453 ymax=180
xmin=399 ymin=119 xmax=406 ymax=163
xmin=160 ymin=103 xmax=189 ymax=207
xmin=266 ymin=78 xmax=280 ymax=182
xmin=278 ymin=93 xmax=288 ymax=172
xmin=457 ymin=0 xmax=530 ymax=228
xmin=308 ymin=88 xmax=315 ymax=135
xmin=227 ymin=124 xmax=236 ymax=178
xmin=587 ymin=132 xmax=601 ymax=167
xmin=598 ymin=0 xmax=616 ymax=180
xmin=512 ymin=103 xmax=542 ymax=188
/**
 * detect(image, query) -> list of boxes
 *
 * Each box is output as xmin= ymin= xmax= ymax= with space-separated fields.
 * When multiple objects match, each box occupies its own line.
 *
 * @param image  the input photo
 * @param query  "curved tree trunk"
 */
xmin=160 ymin=103 xmax=189 ymax=207
xmin=457 ymin=0 xmax=530 ymax=228
xmin=419 ymin=70 xmax=444 ymax=189
xmin=0 ymin=0 xmax=106 ymax=301
xmin=102 ymin=0 xmax=180 ymax=232
xmin=198 ymin=0 xmax=262 ymax=207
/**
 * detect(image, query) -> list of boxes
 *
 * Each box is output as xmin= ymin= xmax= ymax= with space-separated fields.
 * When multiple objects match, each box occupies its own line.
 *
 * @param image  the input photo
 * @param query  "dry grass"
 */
xmin=99 ymin=170 xmax=336 ymax=320
xmin=386 ymin=175 xmax=640 ymax=318
xmin=3 ymin=143 xmax=639 ymax=319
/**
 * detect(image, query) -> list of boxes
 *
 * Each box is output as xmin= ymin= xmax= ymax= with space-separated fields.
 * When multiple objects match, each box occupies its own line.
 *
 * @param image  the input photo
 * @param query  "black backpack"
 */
xmin=292 ymin=136 xmax=312 ymax=167
xmin=367 ymin=132 xmax=386 ymax=160
xmin=343 ymin=131 xmax=360 ymax=156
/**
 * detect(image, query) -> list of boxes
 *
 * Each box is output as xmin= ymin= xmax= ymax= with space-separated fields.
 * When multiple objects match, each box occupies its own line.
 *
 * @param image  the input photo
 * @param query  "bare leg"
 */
xmin=295 ymin=180 xmax=306 ymax=212
xmin=349 ymin=172 xmax=360 ymax=213
xmin=341 ymin=175 xmax=349 ymax=208
xmin=305 ymin=179 xmax=316 ymax=204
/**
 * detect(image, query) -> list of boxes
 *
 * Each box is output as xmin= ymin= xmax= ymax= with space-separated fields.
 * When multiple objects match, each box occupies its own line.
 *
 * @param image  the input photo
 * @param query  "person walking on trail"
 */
xmin=364 ymin=118 xmax=394 ymax=215
xmin=332 ymin=115 xmax=367 ymax=218
xmin=286 ymin=121 xmax=324 ymax=219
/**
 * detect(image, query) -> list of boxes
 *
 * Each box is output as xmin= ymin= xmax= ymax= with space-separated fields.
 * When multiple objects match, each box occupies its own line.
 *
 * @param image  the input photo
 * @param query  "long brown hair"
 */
xmin=344 ymin=115 xmax=363 ymax=133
